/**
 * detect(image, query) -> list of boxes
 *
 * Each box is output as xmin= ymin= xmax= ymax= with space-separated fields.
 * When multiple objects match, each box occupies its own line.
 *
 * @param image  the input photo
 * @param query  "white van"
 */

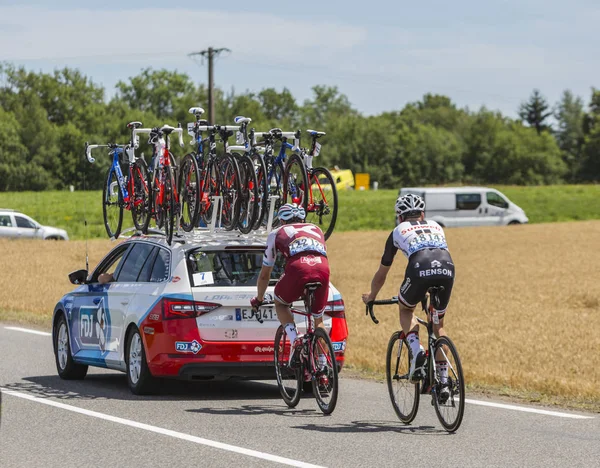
xmin=397 ymin=187 xmax=528 ymax=227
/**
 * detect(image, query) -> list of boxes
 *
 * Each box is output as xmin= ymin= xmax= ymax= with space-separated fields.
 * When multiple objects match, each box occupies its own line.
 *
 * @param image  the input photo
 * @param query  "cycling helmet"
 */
xmin=278 ymin=203 xmax=306 ymax=222
xmin=395 ymin=193 xmax=425 ymax=217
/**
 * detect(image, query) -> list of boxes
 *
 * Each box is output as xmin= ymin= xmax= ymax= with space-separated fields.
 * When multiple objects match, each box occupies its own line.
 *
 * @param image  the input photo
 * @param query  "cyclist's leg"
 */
xmin=308 ymin=256 xmax=330 ymax=330
xmin=274 ymin=269 xmax=303 ymax=342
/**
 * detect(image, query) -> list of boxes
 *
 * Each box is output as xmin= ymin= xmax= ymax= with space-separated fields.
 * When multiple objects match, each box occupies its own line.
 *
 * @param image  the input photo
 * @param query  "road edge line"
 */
xmin=4 ymin=326 xmax=51 ymax=336
xmin=466 ymin=398 xmax=594 ymax=419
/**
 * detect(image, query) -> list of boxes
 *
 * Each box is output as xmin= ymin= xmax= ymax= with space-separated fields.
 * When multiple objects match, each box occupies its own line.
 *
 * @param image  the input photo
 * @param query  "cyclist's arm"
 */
xmin=362 ymin=232 xmax=396 ymax=303
xmin=257 ymin=230 xmax=277 ymax=301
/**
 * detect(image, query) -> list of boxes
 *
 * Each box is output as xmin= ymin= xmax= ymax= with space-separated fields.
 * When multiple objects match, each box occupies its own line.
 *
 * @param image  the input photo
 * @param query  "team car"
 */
xmin=52 ymin=232 xmax=348 ymax=394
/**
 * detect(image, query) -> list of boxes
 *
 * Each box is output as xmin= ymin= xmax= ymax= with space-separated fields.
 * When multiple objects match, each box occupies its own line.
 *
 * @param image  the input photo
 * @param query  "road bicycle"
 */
xmin=182 ymin=108 xmax=242 ymax=231
xmin=366 ymin=287 xmax=465 ymax=432
xmin=255 ymin=284 xmax=339 ymax=415
xmin=141 ymin=124 xmax=184 ymax=245
xmin=85 ymin=121 xmax=150 ymax=239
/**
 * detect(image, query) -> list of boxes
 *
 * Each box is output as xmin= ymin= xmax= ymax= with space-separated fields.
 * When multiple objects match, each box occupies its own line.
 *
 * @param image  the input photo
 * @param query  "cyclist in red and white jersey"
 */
xmin=362 ymin=194 xmax=455 ymax=395
xmin=252 ymin=203 xmax=330 ymax=364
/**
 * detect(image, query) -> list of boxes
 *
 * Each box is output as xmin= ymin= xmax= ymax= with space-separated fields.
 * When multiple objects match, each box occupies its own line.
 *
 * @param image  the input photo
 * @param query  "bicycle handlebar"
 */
xmin=365 ymin=297 xmax=399 ymax=325
xmin=84 ymin=142 xmax=127 ymax=163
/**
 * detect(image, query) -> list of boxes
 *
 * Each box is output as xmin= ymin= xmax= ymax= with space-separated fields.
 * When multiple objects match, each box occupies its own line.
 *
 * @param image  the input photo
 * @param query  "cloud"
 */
xmin=0 ymin=6 xmax=367 ymax=64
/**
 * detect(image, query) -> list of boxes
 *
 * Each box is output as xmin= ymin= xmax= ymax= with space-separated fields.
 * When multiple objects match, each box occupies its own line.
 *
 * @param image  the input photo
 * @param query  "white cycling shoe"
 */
xmin=408 ymin=347 xmax=426 ymax=383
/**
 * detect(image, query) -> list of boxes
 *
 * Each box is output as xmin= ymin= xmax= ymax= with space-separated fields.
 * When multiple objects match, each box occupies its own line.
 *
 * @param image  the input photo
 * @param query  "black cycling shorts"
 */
xmin=398 ymin=248 xmax=455 ymax=315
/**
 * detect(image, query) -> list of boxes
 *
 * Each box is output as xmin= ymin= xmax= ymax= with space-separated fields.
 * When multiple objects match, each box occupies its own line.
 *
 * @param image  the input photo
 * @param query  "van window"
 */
xmin=456 ymin=193 xmax=481 ymax=210
xmin=486 ymin=192 xmax=509 ymax=209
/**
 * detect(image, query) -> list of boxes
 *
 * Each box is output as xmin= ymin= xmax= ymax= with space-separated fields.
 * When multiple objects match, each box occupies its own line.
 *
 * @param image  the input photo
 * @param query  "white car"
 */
xmin=0 ymin=209 xmax=69 ymax=240
xmin=52 ymin=231 xmax=348 ymax=394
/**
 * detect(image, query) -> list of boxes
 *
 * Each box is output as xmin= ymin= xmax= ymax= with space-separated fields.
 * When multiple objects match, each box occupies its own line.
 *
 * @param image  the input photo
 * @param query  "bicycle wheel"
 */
xmin=282 ymin=153 xmax=308 ymax=210
xmin=102 ymin=167 xmax=123 ymax=239
xmin=131 ymin=159 xmax=150 ymax=231
xmin=306 ymin=167 xmax=338 ymax=240
xmin=178 ymin=153 xmax=201 ymax=232
xmin=311 ymin=327 xmax=339 ymax=415
xmin=268 ymin=161 xmax=285 ymax=228
xmin=251 ymin=153 xmax=268 ymax=230
xmin=150 ymin=166 xmax=164 ymax=230
xmin=431 ymin=336 xmax=465 ymax=432
xmin=219 ymin=154 xmax=241 ymax=231
xmin=235 ymin=153 xmax=259 ymax=234
xmin=386 ymin=331 xmax=420 ymax=424
xmin=274 ymin=325 xmax=302 ymax=408
xmin=199 ymin=160 xmax=220 ymax=227
xmin=163 ymin=167 xmax=176 ymax=245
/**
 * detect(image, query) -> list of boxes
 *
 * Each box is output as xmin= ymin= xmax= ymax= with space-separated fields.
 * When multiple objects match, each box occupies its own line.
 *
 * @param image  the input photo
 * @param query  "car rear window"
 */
xmin=187 ymin=249 xmax=285 ymax=287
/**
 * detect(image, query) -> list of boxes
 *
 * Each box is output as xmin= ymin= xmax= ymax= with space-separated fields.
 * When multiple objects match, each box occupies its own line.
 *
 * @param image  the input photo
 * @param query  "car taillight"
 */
xmin=162 ymin=299 xmax=221 ymax=319
xmin=324 ymin=299 xmax=345 ymax=318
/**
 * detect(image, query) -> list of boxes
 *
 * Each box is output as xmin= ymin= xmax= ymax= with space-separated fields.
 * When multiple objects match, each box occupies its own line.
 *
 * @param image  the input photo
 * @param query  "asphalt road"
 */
xmin=0 ymin=325 xmax=598 ymax=468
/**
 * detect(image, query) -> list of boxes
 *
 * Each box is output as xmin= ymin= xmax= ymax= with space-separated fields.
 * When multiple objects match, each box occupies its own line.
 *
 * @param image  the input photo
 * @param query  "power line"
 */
xmin=188 ymin=47 xmax=230 ymax=124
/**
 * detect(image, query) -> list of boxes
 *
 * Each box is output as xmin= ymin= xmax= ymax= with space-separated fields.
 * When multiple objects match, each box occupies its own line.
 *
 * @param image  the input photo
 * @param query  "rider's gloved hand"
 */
xmin=250 ymin=296 xmax=263 ymax=309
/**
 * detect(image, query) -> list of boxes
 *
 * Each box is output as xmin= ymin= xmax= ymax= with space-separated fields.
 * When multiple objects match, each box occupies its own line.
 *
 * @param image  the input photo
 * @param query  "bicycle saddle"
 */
xmin=234 ymin=115 xmax=252 ymax=124
xmin=160 ymin=125 xmax=177 ymax=135
xmin=189 ymin=107 xmax=205 ymax=116
xmin=307 ymin=129 xmax=326 ymax=137
xmin=304 ymin=282 xmax=322 ymax=291
xmin=127 ymin=121 xmax=143 ymax=129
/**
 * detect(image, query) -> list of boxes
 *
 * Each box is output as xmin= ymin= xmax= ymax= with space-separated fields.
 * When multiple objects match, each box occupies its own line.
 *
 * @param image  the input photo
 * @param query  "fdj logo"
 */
xmin=79 ymin=298 xmax=109 ymax=351
xmin=175 ymin=340 xmax=202 ymax=354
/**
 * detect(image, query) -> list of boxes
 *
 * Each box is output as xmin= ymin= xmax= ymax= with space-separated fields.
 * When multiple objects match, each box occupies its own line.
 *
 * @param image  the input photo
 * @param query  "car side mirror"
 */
xmin=68 ymin=269 xmax=88 ymax=285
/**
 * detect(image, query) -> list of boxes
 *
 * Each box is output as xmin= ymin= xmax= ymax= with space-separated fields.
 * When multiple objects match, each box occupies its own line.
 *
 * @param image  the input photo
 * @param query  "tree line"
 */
xmin=0 ymin=63 xmax=599 ymax=191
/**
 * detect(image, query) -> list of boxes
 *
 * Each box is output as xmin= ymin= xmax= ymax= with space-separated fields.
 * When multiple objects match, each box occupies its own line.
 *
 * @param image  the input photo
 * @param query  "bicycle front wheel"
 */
xmin=178 ymin=154 xmax=201 ymax=232
xmin=103 ymin=167 xmax=123 ymax=239
xmin=219 ymin=154 xmax=241 ymax=231
xmin=131 ymin=158 xmax=150 ymax=231
xmin=432 ymin=336 xmax=465 ymax=432
xmin=386 ymin=331 xmax=420 ymax=424
xmin=163 ymin=167 xmax=176 ymax=245
xmin=235 ymin=153 xmax=258 ymax=234
xmin=251 ymin=152 xmax=268 ymax=230
xmin=306 ymin=167 xmax=338 ymax=240
xmin=282 ymin=153 xmax=308 ymax=210
xmin=311 ymin=327 xmax=339 ymax=415
xmin=274 ymin=325 xmax=302 ymax=408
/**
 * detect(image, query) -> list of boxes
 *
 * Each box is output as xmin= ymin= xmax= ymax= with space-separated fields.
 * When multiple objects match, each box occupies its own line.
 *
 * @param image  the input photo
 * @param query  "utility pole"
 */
xmin=188 ymin=47 xmax=230 ymax=124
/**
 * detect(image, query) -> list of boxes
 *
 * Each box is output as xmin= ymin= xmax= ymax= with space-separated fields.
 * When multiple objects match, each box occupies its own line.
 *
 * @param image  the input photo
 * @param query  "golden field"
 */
xmin=1 ymin=222 xmax=599 ymax=409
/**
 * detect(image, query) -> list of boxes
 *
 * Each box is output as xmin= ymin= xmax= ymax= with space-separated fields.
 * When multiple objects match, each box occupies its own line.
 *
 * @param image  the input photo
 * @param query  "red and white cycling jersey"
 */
xmin=263 ymin=223 xmax=327 ymax=267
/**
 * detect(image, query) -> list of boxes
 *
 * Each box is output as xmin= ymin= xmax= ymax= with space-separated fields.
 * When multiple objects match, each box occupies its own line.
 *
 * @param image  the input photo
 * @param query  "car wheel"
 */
xmin=126 ymin=327 xmax=155 ymax=395
xmin=508 ymin=221 xmax=521 ymax=225
xmin=54 ymin=314 xmax=88 ymax=379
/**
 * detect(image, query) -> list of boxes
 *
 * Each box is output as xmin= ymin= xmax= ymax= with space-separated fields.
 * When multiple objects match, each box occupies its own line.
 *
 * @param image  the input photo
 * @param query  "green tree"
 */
xmin=555 ymin=90 xmax=585 ymax=180
xmin=519 ymin=89 xmax=553 ymax=135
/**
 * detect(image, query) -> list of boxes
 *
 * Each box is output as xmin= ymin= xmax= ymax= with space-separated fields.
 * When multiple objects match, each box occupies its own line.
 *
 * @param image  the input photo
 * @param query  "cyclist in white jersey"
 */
xmin=362 ymin=194 xmax=455 ymax=392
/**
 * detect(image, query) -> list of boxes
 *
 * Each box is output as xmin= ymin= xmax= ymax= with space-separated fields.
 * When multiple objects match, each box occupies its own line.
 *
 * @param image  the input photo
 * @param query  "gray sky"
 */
xmin=1 ymin=0 xmax=598 ymax=116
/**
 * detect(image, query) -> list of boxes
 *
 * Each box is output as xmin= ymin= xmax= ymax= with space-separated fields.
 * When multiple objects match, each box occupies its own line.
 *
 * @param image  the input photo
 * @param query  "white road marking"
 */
xmin=466 ymin=398 xmax=593 ymax=419
xmin=1 ymin=388 xmax=326 ymax=468
xmin=4 ymin=326 xmax=51 ymax=337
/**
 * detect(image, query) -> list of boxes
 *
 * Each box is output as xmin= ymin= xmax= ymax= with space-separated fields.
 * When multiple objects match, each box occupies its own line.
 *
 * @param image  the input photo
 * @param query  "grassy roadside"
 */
xmin=2 ymin=184 xmax=600 ymax=239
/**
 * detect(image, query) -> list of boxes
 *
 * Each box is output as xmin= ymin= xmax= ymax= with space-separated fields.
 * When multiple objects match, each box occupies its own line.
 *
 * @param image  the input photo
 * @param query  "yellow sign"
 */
xmin=355 ymin=173 xmax=370 ymax=190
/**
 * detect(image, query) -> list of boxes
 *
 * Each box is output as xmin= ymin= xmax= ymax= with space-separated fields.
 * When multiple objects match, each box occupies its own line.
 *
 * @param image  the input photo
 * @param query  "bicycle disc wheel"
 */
xmin=235 ymin=153 xmax=258 ymax=234
xmin=251 ymin=153 xmax=268 ymax=230
xmin=386 ymin=331 xmax=420 ymax=424
xmin=311 ymin=327 xmax=339 ymax=415
xmin=282 ymin=153 xmax=308 ymax=210
xmin=432 ymin=336 xmax=465 ymax=432
xmin=131 ymin=159 xmax=150 ymax=231
xmin=163 ymin=167 xmax=176 ymax=245
xmin=219 ymin=154 xmax=241 ymax=231
xmin=274 ymin=325 xmax=302 ymax=408
xmin=268 ymin=161 xmax=285 ymax=229
xmin=102 ymin=167 xmax=123 ymax=239
xmin=178 ymin=154 xmax=201 ymax=232
xmin=306 ymin=167 xmax=338 ymax=240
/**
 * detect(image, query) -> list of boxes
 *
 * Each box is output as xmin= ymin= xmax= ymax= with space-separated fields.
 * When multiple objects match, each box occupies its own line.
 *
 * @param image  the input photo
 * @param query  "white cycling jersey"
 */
xmin=381 ymin=220 xmax=448 ymax=265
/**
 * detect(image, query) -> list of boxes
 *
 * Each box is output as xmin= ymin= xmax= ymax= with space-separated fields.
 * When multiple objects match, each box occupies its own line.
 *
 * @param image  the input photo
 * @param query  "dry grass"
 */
xmin=1 ymin=222 xmax=600 ymax=409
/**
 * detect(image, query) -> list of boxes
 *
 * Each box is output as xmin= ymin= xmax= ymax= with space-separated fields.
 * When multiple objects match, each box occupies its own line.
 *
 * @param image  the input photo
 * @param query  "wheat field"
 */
xmin=1 ymin=222 xmax=599 ymax=408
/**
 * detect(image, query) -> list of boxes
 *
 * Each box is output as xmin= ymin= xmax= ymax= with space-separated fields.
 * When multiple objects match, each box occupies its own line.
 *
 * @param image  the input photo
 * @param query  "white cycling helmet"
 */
xmin=278 ymin=203 xmax=306 ymax=222
xmin=395 ymin=193 xmax=425 ymax=217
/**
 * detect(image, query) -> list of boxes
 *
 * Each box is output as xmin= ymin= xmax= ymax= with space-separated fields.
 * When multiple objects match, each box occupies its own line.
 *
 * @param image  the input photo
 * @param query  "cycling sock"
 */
xmin=406 ymin=331 xmax=422 ymax=358
xmin=436 ymin=360 xmax=448 ymax=383
xmin=284 ymin=323 xmax=298 ymax=343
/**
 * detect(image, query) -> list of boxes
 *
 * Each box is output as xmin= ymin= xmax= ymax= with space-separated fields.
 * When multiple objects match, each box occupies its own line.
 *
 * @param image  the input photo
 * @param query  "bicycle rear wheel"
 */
xmin=219 ymin=154 xmax=241 ymax=231
xmin=306 ymin=167 xmax=338 ymax=240
xmin=102 ymin=167 xmax=123 ymax=239
xmin=386 ymin=331 xmax=420 ymax=424
xmin=274 ymin=325 xmax=302 ymax=408
xmin=311 ymin=327 xmax=339 ymax=415
xmin=268 ymin=161 xmax=285 ymax=229
xmin=131 ymin=159 xmax=150 ymax=231
xmin=235 ymin=153 xmax=258 ymax=234
xmin=251 ymin=153 xmax=268 ymax=230
xmin=282 ymin=153 xmax=308 ymax=210
xmin=432 ymin=336 xmax=465 ymax=432
xmin=163 ymin=167 xmax=176 ymax=245
xmin=178 ymin=153 xmax=201 ymax=232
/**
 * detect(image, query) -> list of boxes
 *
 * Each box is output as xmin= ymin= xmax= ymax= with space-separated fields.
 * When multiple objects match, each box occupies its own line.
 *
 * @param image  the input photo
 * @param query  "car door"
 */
xmin=13 ymin=215 xmax=39 ymax=238
xmin=70 ymin=244 xmax=131 ymax=367
xmin=485 ymin=191 xmax=510 ymax=225
xmin=454 ymin=193 xmax=486 ymax=226
xmin=0 ymin=214 xmax=15 ymax=238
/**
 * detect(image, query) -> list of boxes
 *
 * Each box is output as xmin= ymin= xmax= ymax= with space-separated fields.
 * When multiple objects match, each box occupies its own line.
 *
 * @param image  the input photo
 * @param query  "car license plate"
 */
xmin=236 ymin=308 xmax=278 ymax=322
